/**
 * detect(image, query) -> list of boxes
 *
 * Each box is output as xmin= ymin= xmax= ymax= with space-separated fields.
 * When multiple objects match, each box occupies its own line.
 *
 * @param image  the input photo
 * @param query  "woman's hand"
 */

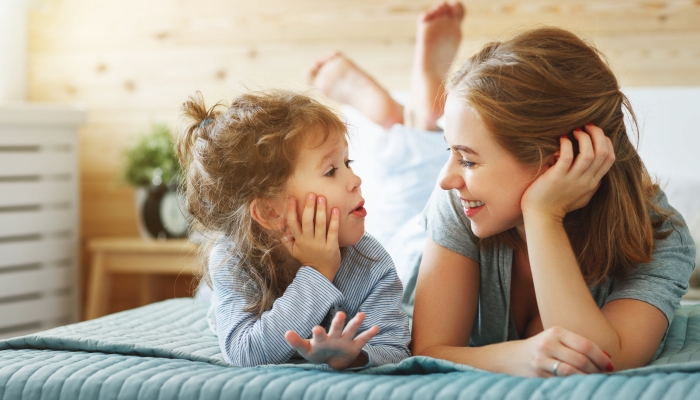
xmin=282 ymin=193 xmax=341 ymax=282
xmin=520 ymin=124 xmax=616 ymax=221
xmin=518 ymin=326 xmax=614 ymax=377
xmin=285 ymin=312 xmax=379 ymax=370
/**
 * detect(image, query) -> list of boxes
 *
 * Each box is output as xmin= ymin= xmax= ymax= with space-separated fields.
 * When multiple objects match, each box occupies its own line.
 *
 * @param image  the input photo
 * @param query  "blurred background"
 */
xmin=1 ymin=0 xmax=699 ymax=330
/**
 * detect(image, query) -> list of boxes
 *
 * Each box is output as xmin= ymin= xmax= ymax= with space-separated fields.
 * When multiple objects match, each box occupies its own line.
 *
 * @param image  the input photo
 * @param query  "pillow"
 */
xmin=662 ymin=178 xmax=700 ymax=299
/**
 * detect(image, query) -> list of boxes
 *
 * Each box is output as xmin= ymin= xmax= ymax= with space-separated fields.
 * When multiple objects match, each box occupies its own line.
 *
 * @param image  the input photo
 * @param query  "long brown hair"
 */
xmin=177 ymin=90 xmax=347 ymax=314
xmin=447 ymin=27 xmax=675 ymax=285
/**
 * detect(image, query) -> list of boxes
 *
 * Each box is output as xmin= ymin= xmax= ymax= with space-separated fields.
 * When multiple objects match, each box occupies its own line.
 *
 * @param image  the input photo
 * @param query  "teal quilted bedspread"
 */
xmin=1 ymin=299 xmax=700 ymax=399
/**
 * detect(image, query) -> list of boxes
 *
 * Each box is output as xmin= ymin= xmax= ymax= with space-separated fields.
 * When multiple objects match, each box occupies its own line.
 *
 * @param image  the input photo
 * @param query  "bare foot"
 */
xmin=307 ymin=53 xmax=403 ymax=129
xmin=406 ymin=2 xmax=465 ymax=130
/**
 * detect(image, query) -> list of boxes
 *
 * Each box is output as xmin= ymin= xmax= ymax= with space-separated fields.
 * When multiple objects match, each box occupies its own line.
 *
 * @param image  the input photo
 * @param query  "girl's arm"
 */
xmin=354 ymin=255 xmax=411 ymax=367
xmin=212 ymin=265 xmax=346 ymax=367
xmin=412 ymin=238 xmax=611 ymax=376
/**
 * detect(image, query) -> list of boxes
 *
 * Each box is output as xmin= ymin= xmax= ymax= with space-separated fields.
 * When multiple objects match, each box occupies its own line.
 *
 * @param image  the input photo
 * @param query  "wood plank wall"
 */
xmin=27 ymin=0 xmax=700 ymax=317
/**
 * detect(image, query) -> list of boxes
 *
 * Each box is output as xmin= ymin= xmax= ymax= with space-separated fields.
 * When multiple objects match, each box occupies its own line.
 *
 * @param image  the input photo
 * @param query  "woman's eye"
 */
xmin=458 ymin=159 xmax=475 ymax=168
xmin=345 ymin=159 xmax=354 ymax=169
xmin=324 ymin=167 xmax=338 ymax=177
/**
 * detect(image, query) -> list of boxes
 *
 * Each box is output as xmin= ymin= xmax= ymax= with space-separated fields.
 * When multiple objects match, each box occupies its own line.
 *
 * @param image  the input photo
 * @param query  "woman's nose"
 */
xmin=438 ymin=160 xmax=464 ymax=191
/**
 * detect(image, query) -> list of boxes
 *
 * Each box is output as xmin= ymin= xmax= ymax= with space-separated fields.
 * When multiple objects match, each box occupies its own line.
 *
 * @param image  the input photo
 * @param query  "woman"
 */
xmin=308 ymin=2 xmax=696 ymax=377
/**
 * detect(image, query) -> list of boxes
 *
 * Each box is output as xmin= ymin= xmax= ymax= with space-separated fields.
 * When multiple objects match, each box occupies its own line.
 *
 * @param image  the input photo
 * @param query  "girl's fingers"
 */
xmin=311 ymin=325 xmax=328 ymax=343
xmin=285 ymin=330 xmax=311 ymax=354
xmin=353 ymin=325 xmax=380 ymax=346
xmin=301 ymin=193 xmax=316 ymax=239
xmin=315 ymin=196 xmax=327 ymax=240
xmin=285 ymin=197 xmax=302 ymax=238
xmin=558 ymin=329 xmax=613 ymax=372
xmin=341 ymin=312 xmax=366 ymax=338
xmin=327 ymin=311 xmax=346 ymax=338
xmin=327 ymin=208 xmax=340 ymax=245
xmin=280 ymin=233 xmax=294 ymax=253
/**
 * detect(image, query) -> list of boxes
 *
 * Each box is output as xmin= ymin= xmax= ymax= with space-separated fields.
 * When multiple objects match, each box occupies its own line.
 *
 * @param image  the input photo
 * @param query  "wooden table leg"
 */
xmin=85 ymin=252 xmax=109 ymax=320
xmin=140 ymin=275 xmax=159 ymax=306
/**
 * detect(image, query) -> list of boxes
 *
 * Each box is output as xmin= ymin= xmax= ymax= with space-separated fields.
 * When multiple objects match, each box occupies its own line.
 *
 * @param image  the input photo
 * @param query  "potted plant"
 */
xmin=122 ymin=124 xmax=189 ymax=239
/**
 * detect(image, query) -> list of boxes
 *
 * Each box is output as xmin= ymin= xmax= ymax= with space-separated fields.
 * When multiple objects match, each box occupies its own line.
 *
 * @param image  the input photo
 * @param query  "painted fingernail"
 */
xmin=606 ymin=362 xmax=614 ymax=372
xmin=586 ymin=122 xmax=594 ymax=126
xmin=603 ymin=351 xmax=611 ymax=358
xmin=561 ymin=135 xmax=568 ymax=139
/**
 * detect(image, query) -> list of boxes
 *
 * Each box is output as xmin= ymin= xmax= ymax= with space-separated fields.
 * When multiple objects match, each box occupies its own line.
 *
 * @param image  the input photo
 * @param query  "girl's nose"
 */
xmin=349 ymin=170 xmax=362 ymax=191
xmin=438 ymin=160 xmax=464 ymax=191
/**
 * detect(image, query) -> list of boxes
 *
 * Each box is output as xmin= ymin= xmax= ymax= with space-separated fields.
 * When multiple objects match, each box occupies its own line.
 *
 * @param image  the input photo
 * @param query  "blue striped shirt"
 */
xmin=206 ymin=233 xmax=411 ymax=368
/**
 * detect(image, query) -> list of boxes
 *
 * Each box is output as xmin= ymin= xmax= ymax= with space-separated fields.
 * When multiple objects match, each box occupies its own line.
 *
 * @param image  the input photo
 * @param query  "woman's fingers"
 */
xmin=594 ymin=136 xmax=616 ymax=181
xmin=314 ymin=196 xmax=327 ymax=240
xmin=558 ymin=328 xmax=613 ymax=372
xmin=570 ymin=128 xmax=595 ymax=176
xmin=547 ymin=359 xmax=587 ymax=377
xmin=554 ymin=135 xmax=575 ymax=173
xmin=551 ymin=343 xmax=603 ymax=374
xmin=301 ymin=193 xmax=316 ymax=239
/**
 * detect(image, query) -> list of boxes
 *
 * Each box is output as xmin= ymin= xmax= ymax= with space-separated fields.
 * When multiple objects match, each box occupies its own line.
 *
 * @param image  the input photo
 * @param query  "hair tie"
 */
xmin=199 ymin=118 xmax=213 ymax=128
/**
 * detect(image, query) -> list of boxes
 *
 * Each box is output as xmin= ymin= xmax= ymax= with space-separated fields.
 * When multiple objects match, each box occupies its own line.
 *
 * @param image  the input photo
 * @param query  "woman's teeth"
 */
xmin=466 ymin=200 xmax=485 ymax=208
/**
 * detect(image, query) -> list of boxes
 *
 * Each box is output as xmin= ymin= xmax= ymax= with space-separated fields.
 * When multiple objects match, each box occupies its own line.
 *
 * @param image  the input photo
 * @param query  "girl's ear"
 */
xmin=250 ymin=198 xmax=285 ymax=231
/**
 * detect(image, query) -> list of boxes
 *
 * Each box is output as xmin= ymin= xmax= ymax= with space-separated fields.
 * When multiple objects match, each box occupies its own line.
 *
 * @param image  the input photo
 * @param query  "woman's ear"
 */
xmin=249 ymin=198 xmax=285 ymax=231
xmin=547 ymin=151 xmax=561 ymax=168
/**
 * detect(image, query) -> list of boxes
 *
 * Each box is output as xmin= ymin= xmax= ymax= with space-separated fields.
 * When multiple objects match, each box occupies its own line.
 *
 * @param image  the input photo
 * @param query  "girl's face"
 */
xmin=286 ymin=130 xmax=365 ymax=247
xmin=440 ymin=95 xmax=541 ymax=239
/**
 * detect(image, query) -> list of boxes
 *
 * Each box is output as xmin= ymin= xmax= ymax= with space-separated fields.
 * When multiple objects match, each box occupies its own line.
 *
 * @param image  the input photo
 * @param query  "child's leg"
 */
xmin=404 ymin=1 xmax=465 ymax=131
xmin=307 ymin=53 xmax=404 ymax=129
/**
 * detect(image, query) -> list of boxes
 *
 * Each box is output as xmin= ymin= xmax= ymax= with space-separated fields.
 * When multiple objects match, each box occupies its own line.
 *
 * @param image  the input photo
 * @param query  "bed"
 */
xmin=2 ymin=298 xmax=700 ymax=400
xmin=1 ymin=87 xmax=699 ymax=399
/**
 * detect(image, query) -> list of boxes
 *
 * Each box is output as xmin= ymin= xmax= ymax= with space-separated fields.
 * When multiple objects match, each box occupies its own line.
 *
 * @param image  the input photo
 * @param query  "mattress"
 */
xmin=1 ymin=298 xmax=700 ymax=399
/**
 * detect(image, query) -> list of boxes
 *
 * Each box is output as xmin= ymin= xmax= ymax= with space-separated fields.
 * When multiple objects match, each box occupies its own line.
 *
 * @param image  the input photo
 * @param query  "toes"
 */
xmin=450 ymin=2 xmax=465 ymax=20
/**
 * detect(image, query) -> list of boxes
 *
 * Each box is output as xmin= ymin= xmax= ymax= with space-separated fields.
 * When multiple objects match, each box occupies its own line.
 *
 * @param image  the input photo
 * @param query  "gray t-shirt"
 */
xmin=421 ymin=185 xmax=696 ymax=347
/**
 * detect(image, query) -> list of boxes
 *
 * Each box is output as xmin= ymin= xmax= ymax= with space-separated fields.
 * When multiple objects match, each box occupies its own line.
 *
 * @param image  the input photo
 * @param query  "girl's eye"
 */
xmin=345 ymin=159 xmax=354 ymax=169
xmin=324 ymin=167 xmax=338 ymax=177
xmin=458 ymin=159 xmax=475 ymax=169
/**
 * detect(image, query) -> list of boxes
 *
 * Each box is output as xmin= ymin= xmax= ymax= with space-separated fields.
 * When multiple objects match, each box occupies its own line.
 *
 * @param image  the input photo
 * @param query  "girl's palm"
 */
xmin=285 ymin=312 xmax=379 ymax=370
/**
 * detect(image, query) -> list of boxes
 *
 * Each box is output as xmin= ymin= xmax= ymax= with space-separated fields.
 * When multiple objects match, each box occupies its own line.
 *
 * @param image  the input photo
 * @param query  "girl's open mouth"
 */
xmin=350 ymin=200 xmax=367 ymax=218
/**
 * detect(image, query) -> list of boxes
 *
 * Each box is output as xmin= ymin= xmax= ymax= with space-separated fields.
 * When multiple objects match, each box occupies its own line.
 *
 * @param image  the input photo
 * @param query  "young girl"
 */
xmin=178 ymin=90 xmax=410 ymax=369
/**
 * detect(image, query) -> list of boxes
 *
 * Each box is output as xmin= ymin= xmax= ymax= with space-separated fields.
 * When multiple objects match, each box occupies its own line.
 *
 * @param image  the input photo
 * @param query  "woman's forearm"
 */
xmin=417 ymin=341 xmax=529 ymax=375
xmin=523 ymin=212 xmax=621 ymax=355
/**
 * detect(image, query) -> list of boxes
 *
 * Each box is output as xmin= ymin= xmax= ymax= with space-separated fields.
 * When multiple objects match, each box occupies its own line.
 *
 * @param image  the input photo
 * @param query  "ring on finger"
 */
xmin=552 ymin=360 xmax=561 ymax=377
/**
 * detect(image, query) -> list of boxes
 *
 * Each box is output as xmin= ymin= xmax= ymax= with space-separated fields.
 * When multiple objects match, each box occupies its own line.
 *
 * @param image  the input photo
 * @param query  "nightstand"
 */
xmin=85 ymin=237 xmax=199 ymax=319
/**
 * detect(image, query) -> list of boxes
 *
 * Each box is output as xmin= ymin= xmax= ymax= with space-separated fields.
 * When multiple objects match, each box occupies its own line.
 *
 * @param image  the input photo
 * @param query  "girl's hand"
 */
xmin=518 ymin=326 xmax=614 ymax=377
xmin=285 ymin=312 xmax=379 ymax=370
xmin=282 ymin=193 xmax=341 ymax=282
xmin=520 ymin=124 xmax=616 ymax=222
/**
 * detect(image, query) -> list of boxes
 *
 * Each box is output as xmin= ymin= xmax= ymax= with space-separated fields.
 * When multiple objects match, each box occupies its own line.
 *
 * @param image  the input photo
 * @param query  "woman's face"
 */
xmin=440 ymin=94 xmax=541 ymax=238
